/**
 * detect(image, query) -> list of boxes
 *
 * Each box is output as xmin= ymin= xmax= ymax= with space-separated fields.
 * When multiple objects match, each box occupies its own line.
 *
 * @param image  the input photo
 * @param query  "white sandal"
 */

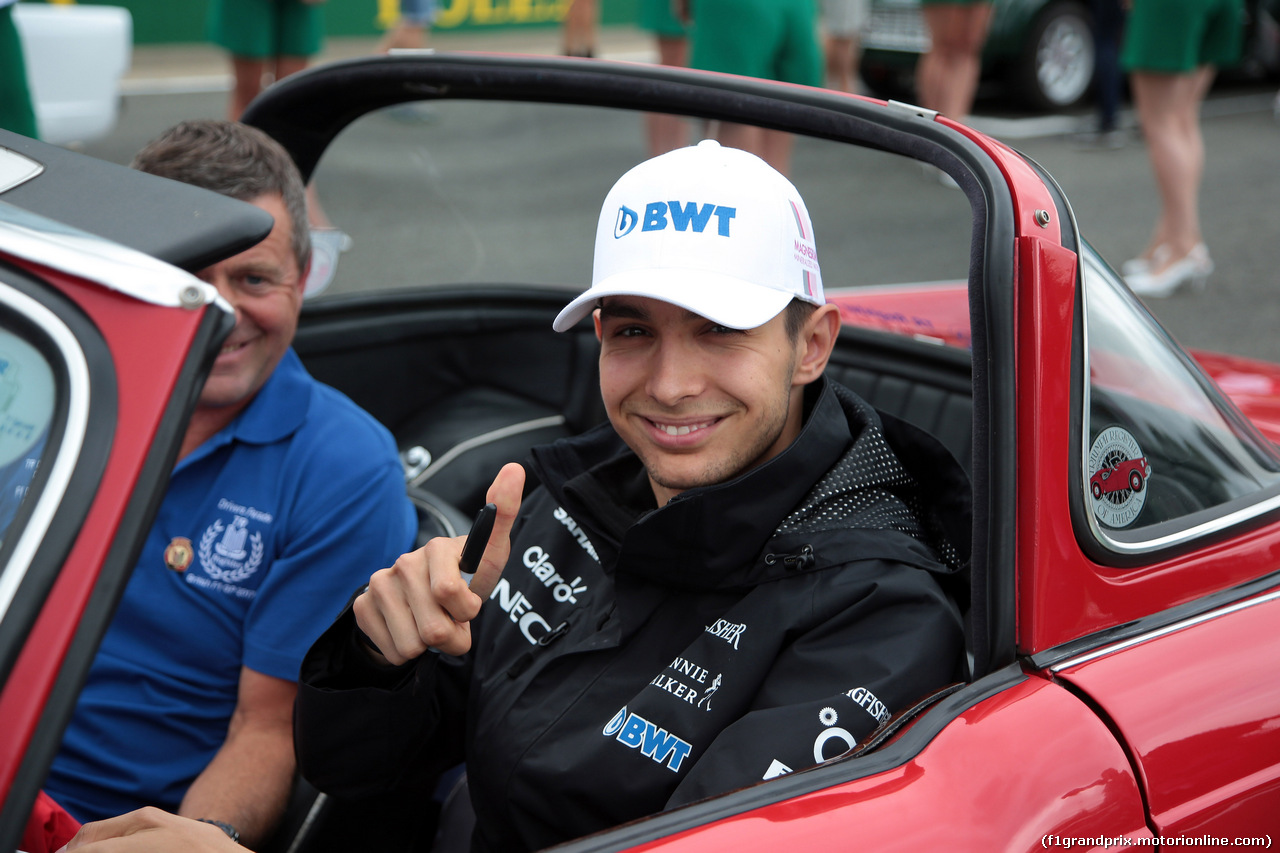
xmin=1125 ymin=244 xmax=1213 ymax=298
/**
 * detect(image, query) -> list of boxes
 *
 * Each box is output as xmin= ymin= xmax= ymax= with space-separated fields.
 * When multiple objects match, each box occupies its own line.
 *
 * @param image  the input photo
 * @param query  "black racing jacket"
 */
xmin=296 ymin=378 xmax=968 ymax=852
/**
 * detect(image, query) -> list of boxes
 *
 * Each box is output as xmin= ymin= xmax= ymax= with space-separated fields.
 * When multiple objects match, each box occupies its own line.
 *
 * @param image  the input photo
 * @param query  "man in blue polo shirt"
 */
xmin=43 ymin=120 xmax=418 ymax=848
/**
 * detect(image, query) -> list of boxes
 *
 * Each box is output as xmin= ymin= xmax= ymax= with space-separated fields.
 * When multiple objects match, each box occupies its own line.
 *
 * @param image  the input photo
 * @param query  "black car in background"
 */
xmin=860 ymin=0 xmax=1280 ymax=110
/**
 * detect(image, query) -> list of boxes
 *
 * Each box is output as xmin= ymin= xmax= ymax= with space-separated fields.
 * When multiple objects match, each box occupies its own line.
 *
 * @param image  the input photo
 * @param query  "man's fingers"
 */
xmin=360 ymin=547 xmax=472 ymax=662
xmin=468 ymin=462 xmax=525 ymax=601
xmin=353 ymin=462 xmax=524 ymax=660
xmin=67 ymin=807 xmax=163 ymax=846
xmin=66 ymin=809 xmax=233 ymax=851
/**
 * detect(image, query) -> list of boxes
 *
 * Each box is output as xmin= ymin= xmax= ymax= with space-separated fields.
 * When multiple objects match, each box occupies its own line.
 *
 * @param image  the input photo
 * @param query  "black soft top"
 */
xmin=0 ymin=130 xmax=272 ymax=274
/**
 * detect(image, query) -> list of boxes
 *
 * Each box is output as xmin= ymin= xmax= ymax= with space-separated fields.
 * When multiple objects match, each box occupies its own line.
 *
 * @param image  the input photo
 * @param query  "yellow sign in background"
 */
xmin=378 ymin=0 xmax=574 ymax=29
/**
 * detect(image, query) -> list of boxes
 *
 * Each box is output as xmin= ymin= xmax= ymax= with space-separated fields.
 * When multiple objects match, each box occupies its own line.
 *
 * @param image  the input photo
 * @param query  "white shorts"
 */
xmin=822 ymin=0 xmax=870 ymax=36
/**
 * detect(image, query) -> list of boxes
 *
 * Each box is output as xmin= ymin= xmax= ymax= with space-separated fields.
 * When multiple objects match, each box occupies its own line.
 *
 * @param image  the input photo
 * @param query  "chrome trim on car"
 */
xmin=0 ymin=201 xmax=224 ymax=311
xmin=0 ymin=148 xmax=44 ymax=194
xmin=1101 ymin=491 xmax=1280 ymax=554
xmin=0 ymin=283 xmax=92 ymax=622
xmin=1049 ymin=586 xmax=1280 ymax=672
xmin=408 ymin=415 xmax=567 ymax=490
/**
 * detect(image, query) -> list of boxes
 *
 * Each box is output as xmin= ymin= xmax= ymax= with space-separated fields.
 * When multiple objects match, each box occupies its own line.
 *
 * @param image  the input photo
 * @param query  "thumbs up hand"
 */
xmin=355 ymin=462 xmax=525 ymax=662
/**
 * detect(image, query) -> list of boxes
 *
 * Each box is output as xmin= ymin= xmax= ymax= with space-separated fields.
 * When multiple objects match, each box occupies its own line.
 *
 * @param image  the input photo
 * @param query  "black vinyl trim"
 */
xmin=832 ymin=324 xmax=974 ymax=393
xmin=296 ymin=286 xmax=572 ymax=348
xmin=0 ymin=129 xmax=274 ymax=275
xmin=1027 ymin=568 xmax=1280 ymax=670
xmin=247 ymin=54 xmax=1009 ymax=185
xmin=548 ymin=665 xmax=1026 ymax=853
xmin=969 ymin=137 xmax=1018 ymax=679
xmin=0 ymin=301 xmax=233 ymax=853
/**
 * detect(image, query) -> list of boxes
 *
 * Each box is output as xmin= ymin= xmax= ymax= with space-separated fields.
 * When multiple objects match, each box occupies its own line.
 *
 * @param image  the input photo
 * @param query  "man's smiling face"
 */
xmin=195 ymin=192 xmax=304 ymax=418
xmin=595 ymin=295 xmax=808 ymax=505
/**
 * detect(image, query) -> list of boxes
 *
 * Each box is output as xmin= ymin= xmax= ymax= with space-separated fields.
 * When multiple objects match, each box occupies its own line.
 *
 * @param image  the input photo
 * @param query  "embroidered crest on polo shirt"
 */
xmin=192 ymin=499 xmax=274 ymax=590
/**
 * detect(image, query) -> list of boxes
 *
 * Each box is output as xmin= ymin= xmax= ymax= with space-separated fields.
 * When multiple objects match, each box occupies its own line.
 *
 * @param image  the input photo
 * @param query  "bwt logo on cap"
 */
xmin=614 ymin=200 xmax=737 ymax=239
xmin=615 ymin=205 xmax=640 ymax=238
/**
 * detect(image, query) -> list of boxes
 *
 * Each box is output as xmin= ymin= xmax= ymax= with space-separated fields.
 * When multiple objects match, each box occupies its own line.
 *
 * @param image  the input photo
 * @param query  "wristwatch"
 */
xmin=197 ymin=818 xmax=241 ymax=844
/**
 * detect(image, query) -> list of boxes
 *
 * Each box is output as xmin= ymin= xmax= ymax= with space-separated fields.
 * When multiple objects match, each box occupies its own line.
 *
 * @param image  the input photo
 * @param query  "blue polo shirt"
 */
xmin=44 ymin=349 xmax=417 ymax=821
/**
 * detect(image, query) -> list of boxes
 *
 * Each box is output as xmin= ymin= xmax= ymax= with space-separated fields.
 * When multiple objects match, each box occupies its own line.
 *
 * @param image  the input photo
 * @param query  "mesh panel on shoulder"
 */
xmin=776 ymin=385 xmax=962 ymax=571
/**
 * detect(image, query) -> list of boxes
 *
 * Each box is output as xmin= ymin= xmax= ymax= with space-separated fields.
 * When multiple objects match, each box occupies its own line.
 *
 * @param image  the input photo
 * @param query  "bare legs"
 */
xmin=825 ymin=33 xmax=861 ymax=94
xmin=378 ymin=20 xmax=429 ymax=52
xmin=228 ymin=55 xmax=331 ymax=230
xmin=714 ymin=123 xmax=795 ymax=176
xmin=229 ymin=55 xmax=308 ymax=121
xmin=917 ymin=3 xmax=993 ymax=119
xmin=563 ymin=0 xmax=597 ymax=57
xmin=1130 ymin=66 xmax=1214 ymax=268
xmin=645 ymin=36 xmax=690 ymax=156
xmin=230 ymin=57 xmax=267 ymax=121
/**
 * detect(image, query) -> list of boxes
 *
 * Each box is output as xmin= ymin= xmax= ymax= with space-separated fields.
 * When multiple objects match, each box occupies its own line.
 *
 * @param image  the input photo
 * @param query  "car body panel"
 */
xmin=1189 ymin=350 xmax=1280 ymax=442
xmin=834 ymin=243 xmax=1280 ymax=656
xmin=616 ymin=676 xmax=1151 ymax=851
xmin=952 ymin=123 xmax=1062 ymax=244
xmin=830 ymin=284 xmax=973 ymax=348
xmin=831 ymin=283 xmax=1280 ymax=445
xmin=1053 ymin=588 xmax=1280 ymax=834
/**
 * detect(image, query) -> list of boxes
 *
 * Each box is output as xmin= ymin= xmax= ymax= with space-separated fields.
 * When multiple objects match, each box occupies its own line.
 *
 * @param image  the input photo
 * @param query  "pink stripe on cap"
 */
xmin=789 ymin=200 xmax=807 ymax=239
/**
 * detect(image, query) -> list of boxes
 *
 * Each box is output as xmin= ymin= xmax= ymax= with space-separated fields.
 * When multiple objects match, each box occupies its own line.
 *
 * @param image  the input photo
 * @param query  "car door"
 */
xmin=1026 ymin=248 xmax=1280 ymax=838
xmin=0 ymin=137 xmax=260 ymax=852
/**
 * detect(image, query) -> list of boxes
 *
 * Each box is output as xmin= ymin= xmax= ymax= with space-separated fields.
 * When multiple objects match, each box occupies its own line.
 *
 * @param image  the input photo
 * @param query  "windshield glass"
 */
xmin=1082 ymin=246 xmax=1280 ymax=545
xmin=0 ymin=327 xmax=55 ymax=549
xmin=305 ymin=100 xmax=974 ymax=300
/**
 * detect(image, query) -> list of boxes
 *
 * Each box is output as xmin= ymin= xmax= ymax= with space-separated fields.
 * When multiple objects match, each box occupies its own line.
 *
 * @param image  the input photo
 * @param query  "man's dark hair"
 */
xmin=784 ymin=299 xmax=818 ymax=343
xmin=132 ymin=119 xmax=311 ymax=275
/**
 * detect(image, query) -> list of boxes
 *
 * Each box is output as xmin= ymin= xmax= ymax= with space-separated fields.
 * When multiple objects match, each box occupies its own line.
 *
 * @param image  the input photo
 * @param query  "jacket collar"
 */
xmin=535 ymin=377 xmax=852 ymax=590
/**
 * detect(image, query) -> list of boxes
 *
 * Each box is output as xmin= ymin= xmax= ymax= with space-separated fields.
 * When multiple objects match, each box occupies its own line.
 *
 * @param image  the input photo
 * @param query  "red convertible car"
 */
xmin=1 ymin=53 xmax=1278 ymax=851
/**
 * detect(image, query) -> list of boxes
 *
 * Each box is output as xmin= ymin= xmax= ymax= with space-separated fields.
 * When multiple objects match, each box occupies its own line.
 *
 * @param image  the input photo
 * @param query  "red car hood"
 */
xmin=829 ymin=284 xmax=972 ymax=349
xmin=829 ymin=284 xmax=1280 ymax=445
xmin=1189 ymin=350 xmax=1280 ymax=443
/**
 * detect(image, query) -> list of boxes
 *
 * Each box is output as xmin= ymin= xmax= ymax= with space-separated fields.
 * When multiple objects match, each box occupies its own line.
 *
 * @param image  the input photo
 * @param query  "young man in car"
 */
xmin=43 ymin=120 xmax=418 ymax=849
xmin=65 ymin=141 xmax=965 ymax=853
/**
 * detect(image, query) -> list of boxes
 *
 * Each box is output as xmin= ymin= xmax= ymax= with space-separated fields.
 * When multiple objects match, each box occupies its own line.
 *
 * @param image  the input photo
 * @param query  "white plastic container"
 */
xmin=12 ymin=3 xmax=133 ymax=146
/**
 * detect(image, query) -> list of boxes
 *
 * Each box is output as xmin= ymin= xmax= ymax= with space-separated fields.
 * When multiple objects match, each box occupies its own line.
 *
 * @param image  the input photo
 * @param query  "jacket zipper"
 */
xmin=764 ymin=544 xmax=815 ymax=571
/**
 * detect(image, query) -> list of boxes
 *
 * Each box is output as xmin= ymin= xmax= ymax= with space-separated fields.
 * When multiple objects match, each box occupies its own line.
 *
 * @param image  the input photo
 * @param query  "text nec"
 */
xmin=617 ymin=202 xmax=737 ymax=238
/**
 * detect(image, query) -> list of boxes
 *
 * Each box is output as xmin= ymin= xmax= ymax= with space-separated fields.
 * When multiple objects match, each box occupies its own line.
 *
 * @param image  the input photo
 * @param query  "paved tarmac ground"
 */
xmin=77 ymin=27 xmax=1280 ymax=362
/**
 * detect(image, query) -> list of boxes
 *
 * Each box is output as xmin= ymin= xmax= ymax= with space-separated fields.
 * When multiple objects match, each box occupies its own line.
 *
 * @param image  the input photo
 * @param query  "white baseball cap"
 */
xmin=552 ymin=140 xmax=824 ymax=332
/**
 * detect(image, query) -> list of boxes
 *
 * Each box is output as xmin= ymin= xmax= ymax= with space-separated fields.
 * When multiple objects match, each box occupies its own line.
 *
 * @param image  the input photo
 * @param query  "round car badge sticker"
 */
xmin=1088 ymin=426 xmax=1151 ymax=528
